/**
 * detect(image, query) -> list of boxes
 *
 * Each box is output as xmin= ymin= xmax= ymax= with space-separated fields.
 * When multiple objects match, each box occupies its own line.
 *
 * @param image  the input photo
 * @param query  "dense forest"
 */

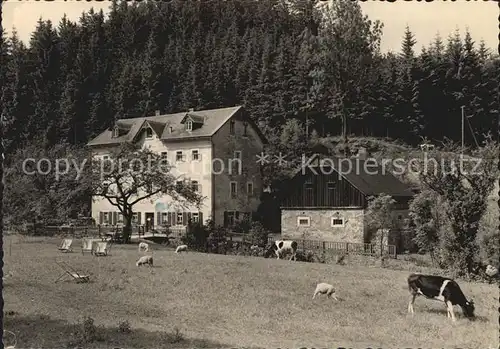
xmin=0 ymin=0 xmax=498 ymax=154
xmin=0 ymin=0 xmax=498 ymax=223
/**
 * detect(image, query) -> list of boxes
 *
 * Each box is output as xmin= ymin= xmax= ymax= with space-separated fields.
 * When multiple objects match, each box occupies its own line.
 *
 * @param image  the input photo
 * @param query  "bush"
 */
xmin=480 ymin=231 xmax=500 ymax=267
xmin=295 ymin=250 xmax=325 ymax=263
xmin=182 ymin=220 xmax=211 ymax=251
xmin=234 ymin=217 xmax=252 ymax=234
xmin=207 ymin=223 xmax=229 ymax=254
xmin=247 ymin=221 xmax=269 ymax=247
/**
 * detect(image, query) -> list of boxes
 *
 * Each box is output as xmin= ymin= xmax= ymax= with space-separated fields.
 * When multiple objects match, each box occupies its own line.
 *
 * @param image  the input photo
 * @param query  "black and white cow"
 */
xmin=264 ymin=240 xmax=298 ymax=261
xmin=407 ymin=273 xmax=475 ymax=322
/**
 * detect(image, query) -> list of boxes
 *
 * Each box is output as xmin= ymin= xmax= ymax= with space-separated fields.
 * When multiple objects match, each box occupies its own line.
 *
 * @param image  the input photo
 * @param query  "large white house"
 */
xmin=87 ymin=106 xmax=268 ymax=233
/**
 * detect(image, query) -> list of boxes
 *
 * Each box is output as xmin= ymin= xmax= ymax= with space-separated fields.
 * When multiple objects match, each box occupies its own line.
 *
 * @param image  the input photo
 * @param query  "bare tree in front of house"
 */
xmin=365 ymin=194 xmax=398 ymax=257
xmin=87 ymin=143 xmax=204 ymax=243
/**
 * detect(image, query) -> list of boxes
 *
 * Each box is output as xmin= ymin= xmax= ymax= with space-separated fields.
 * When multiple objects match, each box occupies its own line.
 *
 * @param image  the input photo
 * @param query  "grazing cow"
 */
xmin=136 ymin=255 xmax=153 ymax=267
xmin=407 ymin=273 xmax=475 ymax=322
xmin=138 ymin=242 xmax=149 ymax=252
xmin=175 ymin=244 xmax=188 ymax=253
xmin=264 ymin=240 xmax=298 ymax=261
xmin=312 ymin=283 xmax=338 ymax=300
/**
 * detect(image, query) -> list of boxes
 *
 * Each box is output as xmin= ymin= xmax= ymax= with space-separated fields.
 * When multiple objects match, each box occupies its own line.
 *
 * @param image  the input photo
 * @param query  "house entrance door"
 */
xmin=145 ymin=212 xmax=154 ymax=232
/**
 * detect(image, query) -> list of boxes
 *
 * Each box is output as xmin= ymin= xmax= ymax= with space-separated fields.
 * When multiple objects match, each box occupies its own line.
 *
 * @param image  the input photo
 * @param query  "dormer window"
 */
xmin=112 ymin=126 xmax=119 ymax=138
xmin=145 ymin=127 xmax=153 ymax=139
xmin=186 ymin=120 xmax=193 ymax=132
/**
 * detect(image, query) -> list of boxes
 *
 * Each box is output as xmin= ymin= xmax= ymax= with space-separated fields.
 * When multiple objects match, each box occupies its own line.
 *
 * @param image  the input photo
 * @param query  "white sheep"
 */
xmin=485 ymin=264 xmax=499 ymax=277
xmin=138 ymin=242 xmax=149 ymax=252
xmin=312 ymin=282 xmax=338 ymax=300
xmin=136 ymin=255 xmax=153 ymax=267
xmin=175 ymin=244 xmax=188 ymax=253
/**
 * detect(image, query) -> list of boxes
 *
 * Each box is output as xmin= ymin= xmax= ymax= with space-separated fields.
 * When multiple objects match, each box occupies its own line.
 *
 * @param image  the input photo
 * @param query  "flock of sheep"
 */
xmin=135 ymin=241 xmax=188 ymax=267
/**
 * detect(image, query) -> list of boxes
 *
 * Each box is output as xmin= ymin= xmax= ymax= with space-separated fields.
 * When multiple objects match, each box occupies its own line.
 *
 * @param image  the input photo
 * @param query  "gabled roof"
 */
xmin=87 ymin=106 xmax=267 ymax=146
xmin=147 ymin=120 xmax=166 ymax=138
xmin=295 ymin=154 xmax=414 ymax=198
xmin=181 ymin=112 xmax=205 ymax=124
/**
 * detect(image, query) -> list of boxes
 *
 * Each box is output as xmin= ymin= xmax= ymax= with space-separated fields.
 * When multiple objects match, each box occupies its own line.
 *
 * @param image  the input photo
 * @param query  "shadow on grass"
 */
xmin=4 ymin=314 xmax=233 ymax=349
xmin=425 ymin=308 xmax=490 ymax=323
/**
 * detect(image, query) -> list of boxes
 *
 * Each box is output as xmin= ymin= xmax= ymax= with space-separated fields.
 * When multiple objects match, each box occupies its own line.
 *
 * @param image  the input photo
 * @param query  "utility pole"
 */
xmin=461 ymin=105 xmax=474 ymax=154
xmin=305 ymin=89 xmax=309 ymax=138
xmin=461 ymin=105 xmax=465 ymax=154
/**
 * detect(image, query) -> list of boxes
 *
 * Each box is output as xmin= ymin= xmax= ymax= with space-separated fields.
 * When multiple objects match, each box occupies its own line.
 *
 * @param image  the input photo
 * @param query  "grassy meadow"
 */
xmin=3 ymin=235 xmax=498 ymax=348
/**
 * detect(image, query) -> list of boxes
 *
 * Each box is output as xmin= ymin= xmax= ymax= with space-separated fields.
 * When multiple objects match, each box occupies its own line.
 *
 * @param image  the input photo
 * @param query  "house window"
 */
xmin=331 ymin=218 xmax=344 ymax=227
xmin=103 ymin=155 xmax=109 ymax=160
xmin=192 ymin=150 xmax=200 ymax=161
xmin=191 ymin=180 xmax=199 ymax=192
xmin=103 ymin=213 xmax=109 ymax=224
xmin=161 ymin=212 xmax=168 ymax=224
xmin=169 ymin=126 xmax=173 ymax=133
xmin=112 ymin=126 xmax=119 ymax=138
xmin=117 ymin=213 xmax=123 ymax=223
xmin=191 ymin=212 xmax=199 ymax=223
xmin=243 ymin=121 xmax=248 ymax=136
xmin=247 ymin=182 xmax=254 ymax=195
xmin=176 ymin=151 xmax=184 ymax=162
xmin=176 ymin=212 xmax=183 ymax=225
xmin=186 ymin=120 xmax=193 ymax=131
xmin=230 ymin=151 xmax=242 ymax=174
xmin=132 ymin=213 xmax=138 ymax=224
xmin=145 ymin=127 xmax=153 ymax=139
xmin=229 ymin=120 xmax=235 ymax=134
xmin=297 ymin=216 xmax=310 ymax=227
xmin=327 ymin=182 xmax=335 ymax=190
xmin=230 ymin=181 xmax=237 ymax=198
xmin=161 ymin=152 xmax=168 ymax=159
xmin=227 ymin=211 xmax=235 ymax=227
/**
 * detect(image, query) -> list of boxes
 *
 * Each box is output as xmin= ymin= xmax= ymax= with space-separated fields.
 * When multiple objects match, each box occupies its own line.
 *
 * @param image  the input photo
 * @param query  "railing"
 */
xmin=267 ymin=236 xmax=397 ymax=259
xmin=168 ymin=226 xmax=187 ymax=237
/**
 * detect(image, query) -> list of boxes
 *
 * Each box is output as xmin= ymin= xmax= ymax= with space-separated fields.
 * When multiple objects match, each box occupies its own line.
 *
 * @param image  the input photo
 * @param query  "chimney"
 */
xmin=155 ymin=110 xmax=161 ymax=116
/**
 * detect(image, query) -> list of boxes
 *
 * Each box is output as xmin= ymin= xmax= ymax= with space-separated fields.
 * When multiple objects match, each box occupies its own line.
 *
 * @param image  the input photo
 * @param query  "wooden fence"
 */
xmin=267 ymin=236 xmax=397 ymax=259
xmin=24 ymin=224 xmax=184 ymax=240
xmin=17 ymin=223 xmax=397 ymax=258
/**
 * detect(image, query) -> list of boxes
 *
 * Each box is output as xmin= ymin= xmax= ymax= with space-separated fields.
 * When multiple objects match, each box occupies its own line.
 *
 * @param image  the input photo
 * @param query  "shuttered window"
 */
xmin=191 ymin=212 xmax=199 ymax=223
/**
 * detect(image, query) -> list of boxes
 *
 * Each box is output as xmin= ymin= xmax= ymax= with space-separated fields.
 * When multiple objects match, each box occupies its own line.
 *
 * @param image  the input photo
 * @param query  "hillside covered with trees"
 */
xmin=1 ymin=0 xmax=498 ymax=152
